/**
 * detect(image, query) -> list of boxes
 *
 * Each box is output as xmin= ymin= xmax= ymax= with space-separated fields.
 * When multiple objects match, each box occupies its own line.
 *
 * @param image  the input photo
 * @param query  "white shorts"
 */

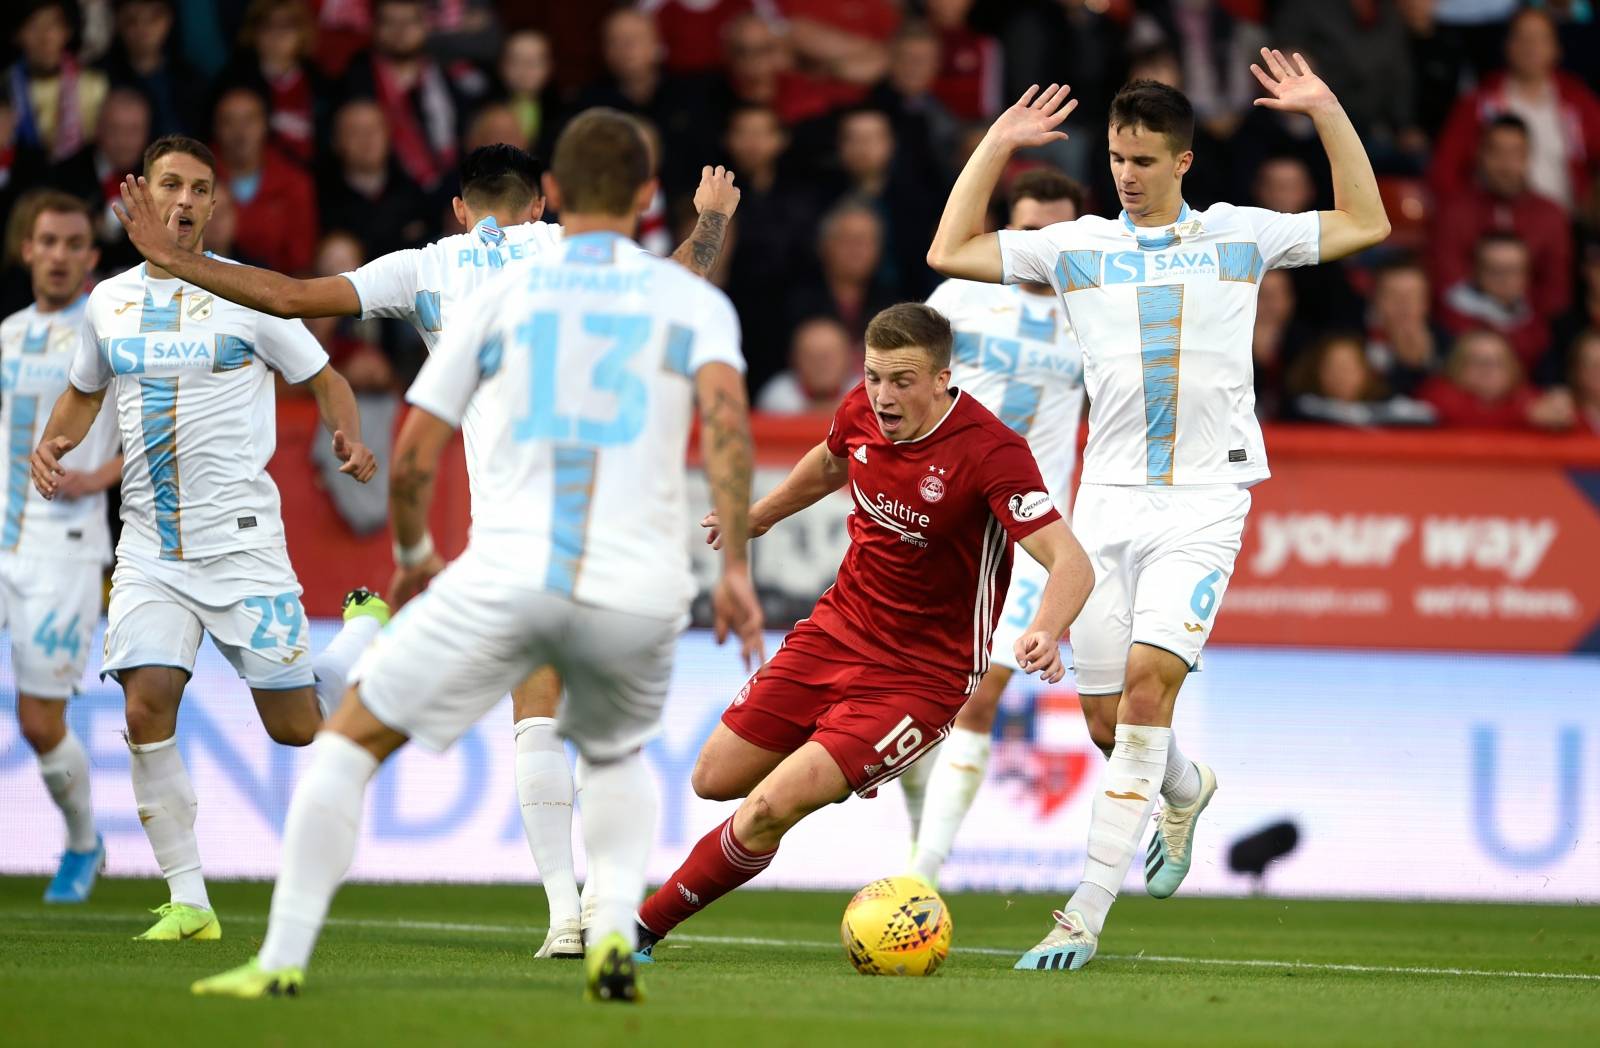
xmin=0 ymin=552 xmax=104 ymax=699
xmin=355 ymin=544 xmax=681 ymax=761
xmin=102 ymin=547 xmax=313 ymax=690
xmin=1069 ymin=483 xmax=1251 ymax=696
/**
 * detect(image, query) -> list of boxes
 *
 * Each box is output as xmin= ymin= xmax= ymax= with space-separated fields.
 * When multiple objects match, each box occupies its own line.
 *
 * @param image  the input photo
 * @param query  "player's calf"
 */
xmin=254 ymin=689 xmax=323 ymax=747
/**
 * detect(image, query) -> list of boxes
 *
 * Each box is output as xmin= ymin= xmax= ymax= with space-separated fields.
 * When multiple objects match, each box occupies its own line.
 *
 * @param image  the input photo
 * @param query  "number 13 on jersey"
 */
xmin=513 ymin=311 xmax=651 ymax=447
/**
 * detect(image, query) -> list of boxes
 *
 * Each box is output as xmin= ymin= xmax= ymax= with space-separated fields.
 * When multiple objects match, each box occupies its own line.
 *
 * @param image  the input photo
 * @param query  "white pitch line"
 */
xmin=10 ymin=910 xmax=1598 ymax=983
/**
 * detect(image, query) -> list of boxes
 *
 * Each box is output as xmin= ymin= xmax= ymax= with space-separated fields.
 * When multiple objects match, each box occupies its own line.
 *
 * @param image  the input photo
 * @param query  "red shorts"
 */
xmin=721 ymin=620 xmax=963 ymax=797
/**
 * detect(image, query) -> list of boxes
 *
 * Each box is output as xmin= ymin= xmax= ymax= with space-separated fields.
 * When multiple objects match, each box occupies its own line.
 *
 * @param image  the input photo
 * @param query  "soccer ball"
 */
xmin=840 ymin=876 xmax=953 ymax=976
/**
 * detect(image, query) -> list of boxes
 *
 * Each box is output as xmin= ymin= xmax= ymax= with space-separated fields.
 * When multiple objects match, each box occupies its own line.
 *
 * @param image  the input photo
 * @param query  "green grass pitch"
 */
xmin=1 ymin=876 xmax=1595 ymax=1046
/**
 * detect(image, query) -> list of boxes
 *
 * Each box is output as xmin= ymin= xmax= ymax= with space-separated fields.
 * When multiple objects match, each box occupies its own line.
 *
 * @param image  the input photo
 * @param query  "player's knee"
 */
xmin=1086 ymin=718 xmax=1115 ymax=757
xmin=123 ymin=696 xmax=173 ymax=743
xmin=690 ymin=758 xmax=741 ymax=801
xmin=740 ymin=792 xmax=788 ymax=838
xmin=17 ymin=702 xmax=66 ymax=754
xmin=1119 ymin=675 xmax=1167 ymax=726
xmin=264 ymin=716 xmax=318 ymax=747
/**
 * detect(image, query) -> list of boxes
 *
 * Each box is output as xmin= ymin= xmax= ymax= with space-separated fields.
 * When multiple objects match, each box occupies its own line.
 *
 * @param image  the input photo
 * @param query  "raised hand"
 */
xmin=694 ymin=165 xmax=741 ymax=218
xmin=1250 ymin=48 xmax=1339 ymax=116
xmin=988 ymin=84 xmax=1077 ymax=152
xmin=112 ymin=175 xmax=180 ymax=267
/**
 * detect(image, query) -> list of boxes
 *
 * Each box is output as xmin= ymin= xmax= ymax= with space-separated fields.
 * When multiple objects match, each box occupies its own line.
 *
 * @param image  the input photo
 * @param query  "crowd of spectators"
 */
xmin=6 ymin=0 xmax=1600 ymax=435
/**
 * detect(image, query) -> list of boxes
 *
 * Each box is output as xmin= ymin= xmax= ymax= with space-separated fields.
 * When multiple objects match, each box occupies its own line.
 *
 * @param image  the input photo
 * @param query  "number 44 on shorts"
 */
xmin=32 ymin=610 xmax=82 ymax=659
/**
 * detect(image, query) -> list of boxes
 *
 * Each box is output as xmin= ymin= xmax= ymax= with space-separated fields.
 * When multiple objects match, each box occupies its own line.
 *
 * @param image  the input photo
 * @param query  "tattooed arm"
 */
xmin=385 ymin=406 xmax=454 ymax=607
xmin=695 ymin=360 xmax=765 ymax=668
xmin=670 ymin=166 xmax=741 ymax=278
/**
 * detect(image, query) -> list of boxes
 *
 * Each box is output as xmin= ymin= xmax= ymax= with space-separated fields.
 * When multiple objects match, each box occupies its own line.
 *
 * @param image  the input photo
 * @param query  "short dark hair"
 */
xmin=549 ymin=108 xmax=650 ymax=215
xmin=1475 ymin=230 xmax=1528 ymax=259
xmin=142 ymin=135 xmax=216 ymax=179
xmin=1484 ymin=113 xmax=1530 ymax=141
xmin=1108 ymin=79 xmax=1195 ymax=154
xmin=865 ymin=302 xmax=953 ymax=370
xmin=19 ymin=189 xmax=92 ymax=239
xmin=459 ymin=143 xmax=542 ymax=209
xmin=1008 ymin=168 xmax=1086 ymax=217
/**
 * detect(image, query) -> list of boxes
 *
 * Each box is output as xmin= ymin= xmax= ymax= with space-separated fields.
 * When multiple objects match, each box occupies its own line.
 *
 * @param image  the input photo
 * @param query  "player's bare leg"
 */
xmin=122 ymin=666 xmax=219 ymax=938
xmin=510 ymin=666 xmax=583 ymax=958
xmin=689 ymin=722 xmax=790 ymax=801
xmin=637 ymin=740 xmax=849 ymax=955
xmin=906 ymin=666 xmax=1009 ymax=885
xmin=196 ymin=688 xmax=407 ymax=997
xmin=251 ymin=687 xmax=323 ymax=747
xmin=19 ymin=695 xmax=104 ymax=902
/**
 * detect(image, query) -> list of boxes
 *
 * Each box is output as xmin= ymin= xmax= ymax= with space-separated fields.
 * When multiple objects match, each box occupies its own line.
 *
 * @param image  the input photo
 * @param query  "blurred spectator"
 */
xmin=212 ymin=0 xmax=328 ymax=168
xmin=991 ymin=0 xmax=1125 ymax=140
xmin=925 ymin=0 xmax=1000 ymax=121
xmin=46 ymin=85 xmax=148 ymax=270
xmin=1272 ymin=0 xmax=1425 ymax=167
xmin=1289 ymin=331 xmax=1436 ymax=427
xmin=1252 ymin=268 xmax=1312 ymax=419
xmin=1421 ymin=328 xmax=1576 ymax=429
xmin=1398 ymin=0 xmax=1465 ymax=138
xmin=757 ymin=316 xmax=859 ymax=413
xmin=1433 ymin=0 xmax=1521 ymax=81
xmin=9 ymin=0 xmax=109 ymax=163
xmin=780 ymin=199 xmax=897 ymax=387
xmin=318 ymin=98 xmax=430 ymax=259
xmin=1569 ymin=328 xmax=1600 ymax=433
xmin=1549 ymin=239 xmax=1600 ymax=384
xmin=717 ymin=14 xmax=798 ymax=121
xmin=1430 ymin=113 xmax=1572 ymax=322
xmin=342 ymin=0 xmax=467 ymax=195
xmin=497 ymin=30 xmax=561 ymax=161
xmin=721 ymin=103 xmax=814 ymax=375
xmin=305 ymin=231 xmax=397 ymax=535
xmin=424 ymin=0 xmax=502 ymax=69
xmin=463 ymin=102 xmax=525 ymax=152
xmin=1439 ymin=232 xmax=1550 ymax=372
xmin=212 ymin=85 xmax=317 ymax=273
xmin=1251 ymin=154 xmax=1360 ymax=327
xmin=573 ymin=8 xmax=712 ymax=200
xmin=830 ymin=105 xmax=939 ymax=297
xmin=644 ymin=0 xmax=765 ymax=75
xmin=783 ymin=0 xmax=898 ymax=95
xmin=1131 ymin=0 xmax=1267 ymax=141
xmin=867 ymin=21 xmax=959 ymax=183
xmin=1430 ymin=8 xmax=1600 ymax=211
xmin=632 ymin=118 xmax=675 ymax=257
xmin=205 ymin=183 xmax=239 ymax=258
xmin=1365 ymin=257 xmax=1445 ymax=397
xmin=101 ymin=0 xmax=199 ymax=138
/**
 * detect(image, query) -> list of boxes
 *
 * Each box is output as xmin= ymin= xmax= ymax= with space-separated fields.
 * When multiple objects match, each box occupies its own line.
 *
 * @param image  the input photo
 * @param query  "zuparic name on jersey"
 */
xmin=522 ymin=265 xmax=654 ymax=297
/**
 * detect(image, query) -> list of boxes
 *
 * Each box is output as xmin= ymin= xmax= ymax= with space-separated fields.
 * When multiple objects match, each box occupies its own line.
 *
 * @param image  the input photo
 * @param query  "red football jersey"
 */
xmin=811 ymin=385 xmax=1062 ymax=694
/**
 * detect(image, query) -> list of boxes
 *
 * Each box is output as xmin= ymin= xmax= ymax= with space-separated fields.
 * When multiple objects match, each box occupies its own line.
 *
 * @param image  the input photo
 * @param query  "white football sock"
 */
xmin=258 ymin=732 xmax=378 ymax=972
xmin=38 ymin=730 xmax=98 ymax=852
xmin=514 ymin=717 xmax=581 ymax=928
xmin=128 ymin=735 xmax=209 ymax=910
xmin=311 ymin=616 xmax=383 ymax=720
xmin=897 ymin=741 xmax=935 ymax=843
xmin=908 ymin=728 xmax=990 ymax=884
xmin=1066 ymin=724 xmax=1169 ymax=937
xmin=1162 ymin=731 xmax=1202 ymax=808
xmin=576 ymin=751 xmax=657 ymax=949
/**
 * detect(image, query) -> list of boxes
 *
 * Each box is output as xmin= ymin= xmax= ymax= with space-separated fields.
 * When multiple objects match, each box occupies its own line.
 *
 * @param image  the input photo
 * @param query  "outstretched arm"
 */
xmin=700 ymin=439 xmax=849 ymax=551
xmin=670 ymin=165 xmax=740 ymax=278
xmin=1251 ymin=48 xmax=1391 ymax=261
xmin=927 ymin=85 xmax=1077 ymax=282
xmin=115 ymin=175 xmax=361 ymax=318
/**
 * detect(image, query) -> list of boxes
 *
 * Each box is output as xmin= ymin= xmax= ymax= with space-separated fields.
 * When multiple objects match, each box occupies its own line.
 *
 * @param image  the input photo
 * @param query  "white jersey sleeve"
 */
xmin=70 ymin=308 xmax=112 ymax=393
xmin=997 ymin=226 xmax=1070 ymax=288
xmin=686 ymin=290 xmax=745 ymax=375
xmin=256 ymin=315 xmax=330 ymax=384
xmin=405 ymin=290 xmax=494 ymax=427
xmin=343 ymin=249 xmax=425 ymax=321
xmin=1236 ymin=207 xmax=1320 ymax=269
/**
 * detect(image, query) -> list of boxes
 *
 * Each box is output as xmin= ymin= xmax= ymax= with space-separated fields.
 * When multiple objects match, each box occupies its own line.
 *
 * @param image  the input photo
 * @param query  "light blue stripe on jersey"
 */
xmin=953 ymin=330 xmax=980 ymax=366
xmin=1016 ymin=308 xmax=1054 ymax=343
xmin=477 ymin=333 xmax=504 ymax=379
xmin=2 ymin=394 xmax=38 ymax=550
xmin=139 ymin=377 xmax=184 ymax=559
xmin=1217 ymin=242 xmax=1265 ymax=284
xmin=139 ymin=288 xmax=182 ymax=333
xmin=545 ymin=446 xmax=598 ymax=597
xmin=414 ymin=290 xmax=443 ymax=332
xmin=1056 ymin=249 xmax=1102 ymax=292
xmin=213 ymin=334 xmax=255 ymax=373
xmin=997 ymin=381 xmax=1043 ymax=437
xmin=21 ymin=325 xmax=48 ymax=354
xmin=1135 ymin=284 xmax=1184 ymax=485
xmin=663 ymin=323 xmax=694 ymax=377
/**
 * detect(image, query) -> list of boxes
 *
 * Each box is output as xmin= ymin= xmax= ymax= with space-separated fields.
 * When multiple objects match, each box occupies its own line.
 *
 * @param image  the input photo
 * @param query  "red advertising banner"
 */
xmin=271 ymin=402 xmax=1600 ymax=652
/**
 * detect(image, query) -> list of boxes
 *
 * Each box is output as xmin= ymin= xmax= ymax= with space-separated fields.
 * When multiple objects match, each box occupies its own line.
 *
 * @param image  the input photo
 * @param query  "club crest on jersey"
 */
xmin=919 ymin=474 xmax=946 ymax=503
xmin=1009 ymin=491 xmax=1052 ymax=522
xmin=185 ymin=293 xmax=214 ymax=322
